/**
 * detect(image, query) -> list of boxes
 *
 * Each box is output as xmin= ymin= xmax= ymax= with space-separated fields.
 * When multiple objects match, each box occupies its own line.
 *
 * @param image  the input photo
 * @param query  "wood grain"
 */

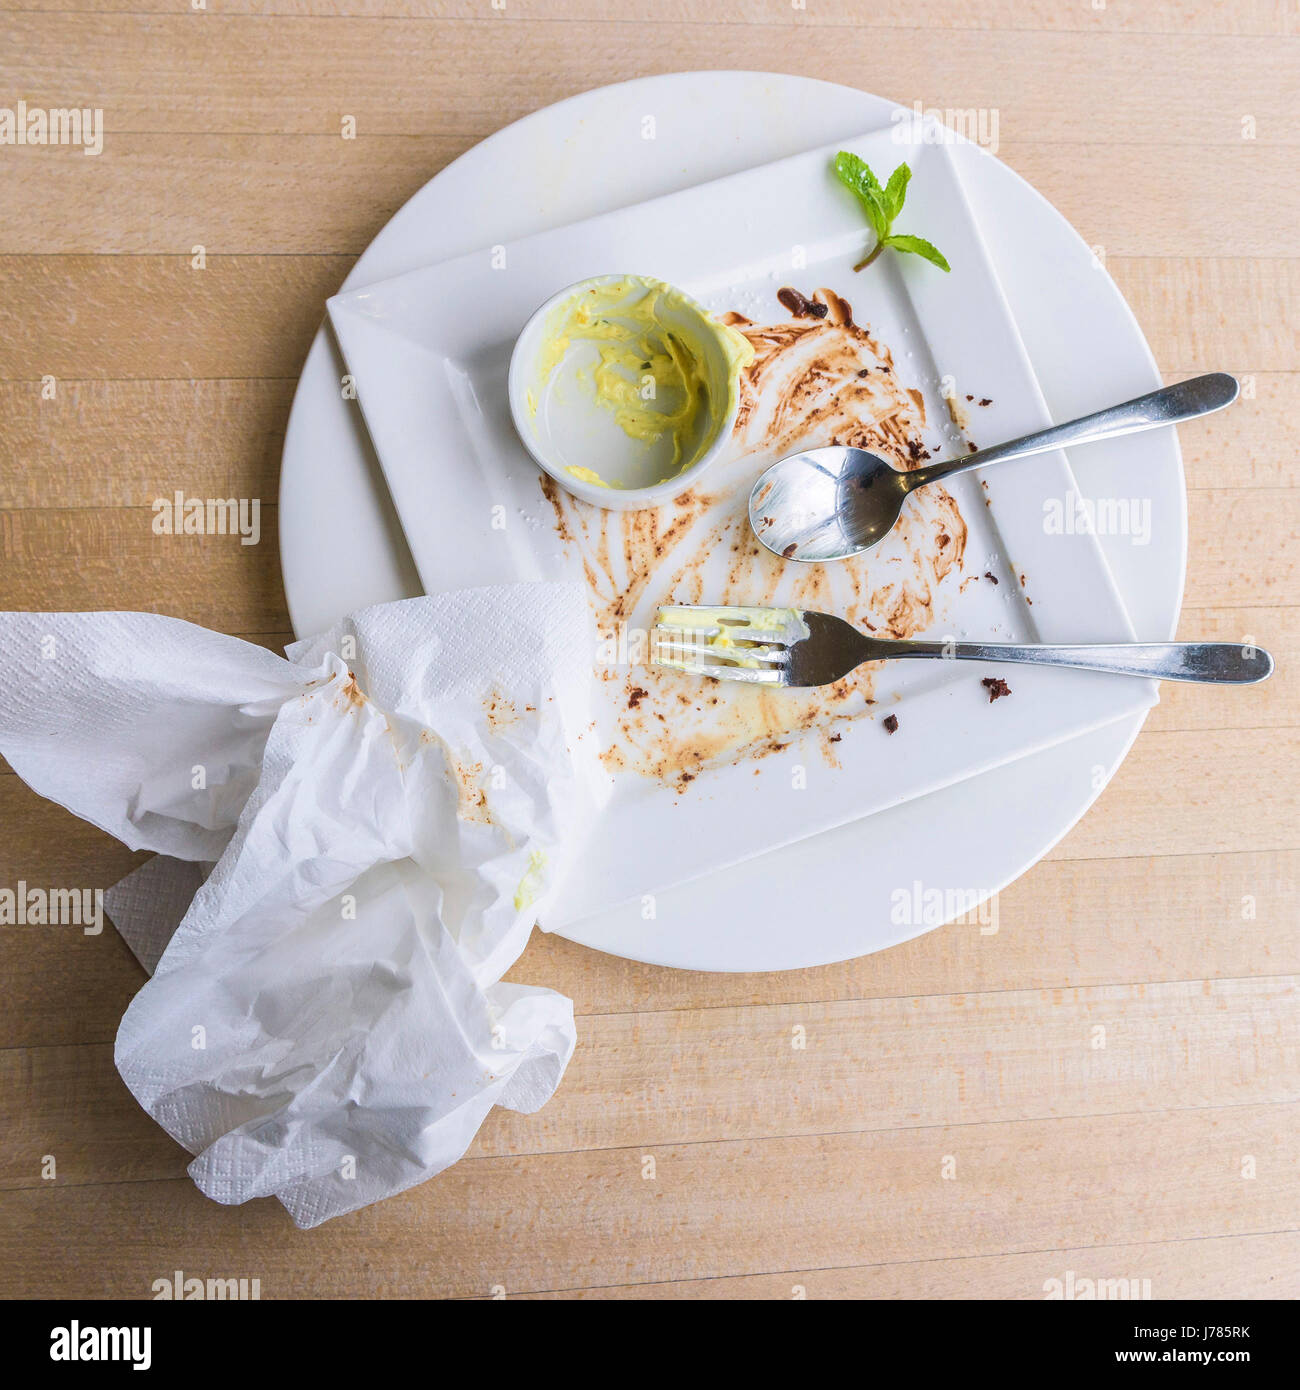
xmin=4 ymin=975 xmax=1296 ymax=1194
xmin=1 ymin=138 xmax=1296 ymax=258
xmin=0 ymin=2 xmax=1293 ymax=36
xmin=507 ymin=1232 xmax=1300 ymax=1299
xmin=2 ymin=15 xmax=1297 ymax=146
xmin=0 ymin=3 xmax=1296 ymax=1300
xmin=2 ymin=1101 xmax=1297 ymax=1298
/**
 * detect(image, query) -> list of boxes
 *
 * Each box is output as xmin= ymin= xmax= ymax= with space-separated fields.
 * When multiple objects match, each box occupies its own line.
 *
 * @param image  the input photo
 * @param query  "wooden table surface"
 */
xmin=2 ymin=2 xmax=1298 ymax=1300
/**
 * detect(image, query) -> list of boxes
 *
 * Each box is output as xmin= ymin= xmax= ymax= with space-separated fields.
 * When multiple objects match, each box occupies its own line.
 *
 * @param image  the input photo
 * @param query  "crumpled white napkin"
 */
xmin=0 ymin=584 xmax=606 ymax=1227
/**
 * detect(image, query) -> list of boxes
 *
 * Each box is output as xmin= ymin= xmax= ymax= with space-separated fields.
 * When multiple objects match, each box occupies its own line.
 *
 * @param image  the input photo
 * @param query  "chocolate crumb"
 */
xmin=978 ymin=397 xmax=992 ymax=407
xmin=857 ymin=368 xmax=870 ymax=378
xmin=965 ymin=393 xmax=974 ymax=401
xmin=782 ymin=543 xmax=798 ymax=558
xmin=984 ymin=571 xmax=998 ymax=584
xmin=883 ymin=714 xmax=899 ymax=734
xmin=829 ymin=733 xmax=842 ymax=743
xmin=628 ymin=686 xmax=648 ymax=709
xmin=937 ymin=533 xmax=950 ymax=549
xmin=981 ymin=677 xmax=1012 ymax=702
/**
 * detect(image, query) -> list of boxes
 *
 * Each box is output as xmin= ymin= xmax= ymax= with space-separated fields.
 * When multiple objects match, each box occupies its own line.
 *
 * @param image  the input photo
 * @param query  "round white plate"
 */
xmin=280 ymin=72 xmax=1183 ymax=972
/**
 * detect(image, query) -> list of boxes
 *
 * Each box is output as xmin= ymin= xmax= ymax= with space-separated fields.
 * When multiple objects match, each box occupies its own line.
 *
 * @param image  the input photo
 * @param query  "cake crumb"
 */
xmin=981 ymin=677 xmax=1012 ymax=703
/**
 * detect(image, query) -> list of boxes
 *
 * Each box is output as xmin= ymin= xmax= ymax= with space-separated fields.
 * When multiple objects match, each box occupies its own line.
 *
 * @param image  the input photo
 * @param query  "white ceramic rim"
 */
xmin=506 ymin=273 xmax=743 ymax=509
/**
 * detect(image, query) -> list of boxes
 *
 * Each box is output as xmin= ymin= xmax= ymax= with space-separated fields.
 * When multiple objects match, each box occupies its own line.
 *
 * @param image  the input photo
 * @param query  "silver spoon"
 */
xmin=748 ymin=373 xmax=1239 ymax=562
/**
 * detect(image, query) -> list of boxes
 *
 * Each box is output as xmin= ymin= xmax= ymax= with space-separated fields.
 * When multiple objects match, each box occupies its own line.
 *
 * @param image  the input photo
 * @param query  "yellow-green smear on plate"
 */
xmin=536 ymin=277 xmax=753 ymax=482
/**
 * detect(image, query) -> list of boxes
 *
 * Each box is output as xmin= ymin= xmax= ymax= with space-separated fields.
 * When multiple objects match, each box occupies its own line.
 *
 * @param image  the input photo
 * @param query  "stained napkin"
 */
xmin=0 ymin=584 xmax=606 ymax=1227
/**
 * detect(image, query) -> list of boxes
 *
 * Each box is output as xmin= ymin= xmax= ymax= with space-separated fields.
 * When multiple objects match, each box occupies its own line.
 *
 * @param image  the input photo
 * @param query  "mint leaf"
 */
xmin=883 ymin=163 xmax=911 ymax=222
xmin=835 ymin=149 xmax=882 ymax=194
xmin=833 ymin=151 xmax=890 ymax=240
xmin=835 ymin=151 xmax=950 ymax=273
xmin=883 ymin=234 xmax=952 ymax=272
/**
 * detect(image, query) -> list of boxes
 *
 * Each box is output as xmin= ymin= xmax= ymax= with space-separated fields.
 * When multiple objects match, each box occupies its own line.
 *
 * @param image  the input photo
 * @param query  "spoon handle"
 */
xmin=906 ymin=373 xmax=1238 ymax=491
xmin=870 ymin=639 xmax=1272 ymax=684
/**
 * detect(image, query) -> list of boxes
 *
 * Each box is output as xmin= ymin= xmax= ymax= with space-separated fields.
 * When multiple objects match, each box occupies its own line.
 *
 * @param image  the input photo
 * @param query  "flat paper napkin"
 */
xmin=0 ymin=584 xmax=606 ymax=1227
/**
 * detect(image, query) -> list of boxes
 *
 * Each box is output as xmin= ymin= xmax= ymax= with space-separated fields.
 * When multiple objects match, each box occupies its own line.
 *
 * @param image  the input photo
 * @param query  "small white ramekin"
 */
xmin=506 ymin=273 xmax=743 ymax=511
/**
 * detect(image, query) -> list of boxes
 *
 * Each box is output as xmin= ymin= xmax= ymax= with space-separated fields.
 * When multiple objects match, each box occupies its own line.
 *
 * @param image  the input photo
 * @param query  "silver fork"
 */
xmin=652 ymin=606 xmax=1274 ymax=687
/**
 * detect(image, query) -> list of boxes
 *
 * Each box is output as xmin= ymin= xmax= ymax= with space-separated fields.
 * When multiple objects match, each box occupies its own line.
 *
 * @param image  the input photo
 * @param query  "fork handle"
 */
xmin=875 ymin=640 xmax=1273 ymax=684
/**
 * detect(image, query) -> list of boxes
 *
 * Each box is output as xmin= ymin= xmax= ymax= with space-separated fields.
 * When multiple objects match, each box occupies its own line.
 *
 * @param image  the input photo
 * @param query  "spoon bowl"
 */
xmin=749 ymin=445 xmax=913 ymax=562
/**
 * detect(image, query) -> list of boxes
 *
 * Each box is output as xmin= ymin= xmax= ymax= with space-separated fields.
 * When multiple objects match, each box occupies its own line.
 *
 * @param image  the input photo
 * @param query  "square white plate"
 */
xmin=327 ymin=123 xmax=1157 ymax=929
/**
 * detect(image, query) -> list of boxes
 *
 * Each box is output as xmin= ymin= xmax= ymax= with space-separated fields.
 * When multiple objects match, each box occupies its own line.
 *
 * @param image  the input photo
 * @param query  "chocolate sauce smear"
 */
xmin=537 ymin=287 xmax=968 ymax=787
xmin=777 ymin=286 xmax=827 ymax=319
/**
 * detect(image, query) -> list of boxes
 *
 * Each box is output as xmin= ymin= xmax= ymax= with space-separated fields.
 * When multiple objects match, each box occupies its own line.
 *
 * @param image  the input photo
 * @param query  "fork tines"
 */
xmin=650 ymin=605 xmax=807 ymax=685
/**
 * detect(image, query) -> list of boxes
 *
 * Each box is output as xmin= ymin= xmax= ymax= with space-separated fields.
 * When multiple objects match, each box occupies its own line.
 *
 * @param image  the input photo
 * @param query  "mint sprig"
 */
xmin=833 ymin=151 xmax=951 ymax=273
